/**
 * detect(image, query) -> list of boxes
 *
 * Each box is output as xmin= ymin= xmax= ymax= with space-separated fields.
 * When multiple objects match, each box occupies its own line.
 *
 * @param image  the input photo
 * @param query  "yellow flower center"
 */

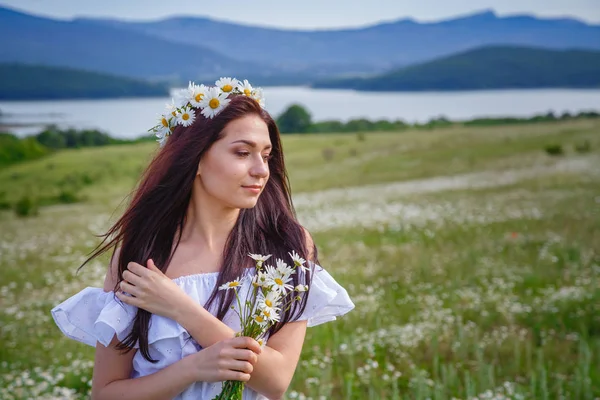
xmin=228 ymin=281 xmax=240 ymax=288
xmin=161 ymin=118 xmax=168 ymax=128
xmin=274 ymin=278 xmax=283 ymax=286
xmin=195 ymin=93 xmax=203 ymax=102
xmin=222 ymin=84 xmax=233 ymax=92
xmin=209 ymin=98 xmax=220 ymax=109
xmin=255 ymin=315 xmax=264 ymax=323
xmin=182 ymin=113 xmax=189 ymax=121
xmin=265 ymin=299 xmax=272 ymax=307
xmin=263 ymin=310 xmax=271 ymax=317
xmin=244 ymin=89 xmax=251 ymax=96
xmin=171 ymin=111 xmax=177 ymax=117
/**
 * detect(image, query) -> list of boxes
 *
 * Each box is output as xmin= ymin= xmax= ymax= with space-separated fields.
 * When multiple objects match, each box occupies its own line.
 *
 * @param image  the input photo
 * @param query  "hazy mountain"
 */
xmin=1 ymin=5 xmax=599 ymax=84
xmin=77 ymin=9 xmax=600 ymax=73
xmin=0 ymin=6 xmax=270 ymax=83
xmin=313 ymin=46 xmax=600 ymax=91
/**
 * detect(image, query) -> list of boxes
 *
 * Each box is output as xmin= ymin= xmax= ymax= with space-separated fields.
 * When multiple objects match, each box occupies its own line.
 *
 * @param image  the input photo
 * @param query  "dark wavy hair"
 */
xmin=80 ymin=95 xmax=316 ymax=362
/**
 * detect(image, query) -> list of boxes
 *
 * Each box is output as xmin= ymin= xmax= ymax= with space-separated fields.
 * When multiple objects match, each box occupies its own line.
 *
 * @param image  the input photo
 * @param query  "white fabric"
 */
xmin=51 ymin=264 xmax=354 ymax=400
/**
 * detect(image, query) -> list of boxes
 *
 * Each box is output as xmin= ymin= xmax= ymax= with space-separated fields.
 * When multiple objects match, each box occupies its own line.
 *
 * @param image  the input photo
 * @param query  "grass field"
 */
xmin=1 ymin=119 xmax=599 ymax=399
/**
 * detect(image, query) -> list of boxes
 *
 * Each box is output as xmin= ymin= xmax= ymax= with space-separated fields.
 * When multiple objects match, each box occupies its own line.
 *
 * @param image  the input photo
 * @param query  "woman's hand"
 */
xmin=115 ymin=259 xmax=193 ymax=321
xmin=191 ymin=336 xmax=262 ymax=383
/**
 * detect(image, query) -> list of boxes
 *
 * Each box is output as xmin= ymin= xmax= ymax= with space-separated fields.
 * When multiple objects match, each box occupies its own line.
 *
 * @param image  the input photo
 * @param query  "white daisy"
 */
xmin=157 ymin=134 xmax=169 ymax=147
xmin=215 ymin=77 xmax=240 ymax=94
xmin=237 ymin=79 xmax=254 ymax=97
xmin=294 ymin=284 xmax=309 ymax=292
xmin=264 ymin=265 xmax=294 ymax=294
xmin=276 ymin=258 xmax=295 ymax=277
xmin=200 ymin=87 xmax=231 ymax=119
xmin=251 ymin=87 xmax=265 ymax=108
xmin=218 ymin=277 xmax=243 ymax=291
xmin=164 ymin=101 xmax=181 ymax=121
xmin=248 ymin=253 xmax=272 ymax=268
xmin=156 ymin=114 xmax=172 ymax=131
xmin=188 ymin=82 xmax=207 ymax=108
xmin=261 ymin=307 xmax=280 ymax=323
xmin=289 ymin=250 xmax=308 ymax=272
xmin=154 ymin=125 xmax=170 ymax=140
xmin=176 ymin=107 xmax=196 ymax=127
xmin=253 ymin=314 xmax=268 ymax=326
xmin=251 ymin=271 xmax=269 ymax=288
xmin=172 ymin=88 xmax=190 ymax=108
xmin=256 ymin=337 xmax=267 ymax=348
xmin=257 ymin=291 xmax=282 ymax=314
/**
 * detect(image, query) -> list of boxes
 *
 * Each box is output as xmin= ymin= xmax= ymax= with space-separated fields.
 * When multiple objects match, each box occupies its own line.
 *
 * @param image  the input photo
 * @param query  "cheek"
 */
xmin=202 ymin=158 xmax=244 ymax=187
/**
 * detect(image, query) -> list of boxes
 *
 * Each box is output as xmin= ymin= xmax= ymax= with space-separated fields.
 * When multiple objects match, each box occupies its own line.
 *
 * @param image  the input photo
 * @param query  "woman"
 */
xmin=51 ymin=78 xmax=354 ymax=400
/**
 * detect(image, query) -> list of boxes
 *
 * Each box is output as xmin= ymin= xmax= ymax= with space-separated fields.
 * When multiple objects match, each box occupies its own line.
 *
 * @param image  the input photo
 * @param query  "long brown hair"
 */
xmin=81 ymin=95 xmax=316 ymax=362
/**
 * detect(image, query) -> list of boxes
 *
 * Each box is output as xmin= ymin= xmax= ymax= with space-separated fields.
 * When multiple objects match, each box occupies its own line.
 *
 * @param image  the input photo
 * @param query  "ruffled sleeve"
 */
xmin=51 ymin=287 xmax=138 ymax=348
xmin=298 ymin=264 xmax=355 ymax=327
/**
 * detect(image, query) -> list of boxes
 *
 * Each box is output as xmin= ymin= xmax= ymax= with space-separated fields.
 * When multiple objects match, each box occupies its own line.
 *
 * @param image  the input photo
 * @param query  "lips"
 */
xmin=243 ymin=185 xmax=262 ymax=189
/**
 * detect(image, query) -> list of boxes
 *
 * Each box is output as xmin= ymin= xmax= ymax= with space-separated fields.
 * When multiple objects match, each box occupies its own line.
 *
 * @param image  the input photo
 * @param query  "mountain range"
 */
xmin=314 ymin=46 xmax=600 ymax=91
xmin=1 ymin=5 xmax=600 ymax=85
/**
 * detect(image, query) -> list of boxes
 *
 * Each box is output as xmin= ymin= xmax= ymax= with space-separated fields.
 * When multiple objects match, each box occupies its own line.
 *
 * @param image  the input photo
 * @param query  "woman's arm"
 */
xmin=175 ymin=299 xmax=307 ymax=400
xmin=93 ymin=334 xmax=261 ymax=400
xmin=93 ymin=249 xmax=261 ymax=400
xmin=93 ymin=250 xmax=198 ymax=400
xmin=92 ymin=336 xmax=198 ymax=400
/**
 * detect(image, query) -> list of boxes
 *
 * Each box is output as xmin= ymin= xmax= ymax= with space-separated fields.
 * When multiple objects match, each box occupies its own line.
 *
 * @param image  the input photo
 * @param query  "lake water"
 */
xmin=1 ymin=87 xmax=599 ymax=139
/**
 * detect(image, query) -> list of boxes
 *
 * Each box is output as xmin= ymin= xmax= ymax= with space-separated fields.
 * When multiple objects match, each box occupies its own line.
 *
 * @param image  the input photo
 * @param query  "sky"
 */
xmin=1 ymin=0 xmax=599 ymax=28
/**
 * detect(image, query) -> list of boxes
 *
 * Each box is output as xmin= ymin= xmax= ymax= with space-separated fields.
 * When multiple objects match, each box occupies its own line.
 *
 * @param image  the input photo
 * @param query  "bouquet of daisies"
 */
xmin=212 ymin=251 xmax=310 ymax=400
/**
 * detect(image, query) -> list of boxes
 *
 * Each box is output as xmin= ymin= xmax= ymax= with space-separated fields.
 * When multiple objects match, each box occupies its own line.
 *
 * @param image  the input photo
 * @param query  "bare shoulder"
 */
xmin=301 ymin=226 xmax=315 ymax=260
xmin=103 ymin=246 xmax=121 ymax=292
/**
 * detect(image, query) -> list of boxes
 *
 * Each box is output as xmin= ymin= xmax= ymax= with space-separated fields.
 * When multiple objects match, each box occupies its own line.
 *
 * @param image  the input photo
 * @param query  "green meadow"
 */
xmin=1 ymin=119 xmax=599 ymax=399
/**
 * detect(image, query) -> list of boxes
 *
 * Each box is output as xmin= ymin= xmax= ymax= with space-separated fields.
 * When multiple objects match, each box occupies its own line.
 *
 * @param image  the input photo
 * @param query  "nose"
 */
xmin=249 ymin=156 xmax=269 ymax=179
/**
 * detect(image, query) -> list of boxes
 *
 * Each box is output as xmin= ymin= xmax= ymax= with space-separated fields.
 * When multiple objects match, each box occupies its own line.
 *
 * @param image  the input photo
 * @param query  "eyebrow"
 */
xmin=230 ymin=139 xmax=272 ymax=150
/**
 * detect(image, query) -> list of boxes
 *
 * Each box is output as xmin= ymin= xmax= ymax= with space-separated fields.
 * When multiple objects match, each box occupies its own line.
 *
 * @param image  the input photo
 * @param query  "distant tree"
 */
xmin=36 ymin=126 xmax=66 ymax=149
xmin=0 ymin=133 xmax=48 ymax=167
xmin=277 ymin=104 xmax=312 ymax=133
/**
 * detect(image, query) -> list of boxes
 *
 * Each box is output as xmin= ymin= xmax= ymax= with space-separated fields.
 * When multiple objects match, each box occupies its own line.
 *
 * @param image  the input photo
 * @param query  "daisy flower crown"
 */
xmin=150 ymin=77 xmax=266 ymax=147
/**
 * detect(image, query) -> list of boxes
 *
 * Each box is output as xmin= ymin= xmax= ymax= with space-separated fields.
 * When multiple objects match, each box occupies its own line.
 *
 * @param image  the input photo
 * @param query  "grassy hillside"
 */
xmin=314 ymin=46 xmax=600 ymax=91
xmin=0 ymin=63 xmax=169 ymax=100
xmin=1 ymin=119 xmax=599 ymax=398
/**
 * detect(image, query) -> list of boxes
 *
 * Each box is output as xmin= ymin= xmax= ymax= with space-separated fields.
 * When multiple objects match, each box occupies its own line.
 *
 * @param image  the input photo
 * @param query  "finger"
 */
xmin=231 ymin=349 xmax=258 ymax=365
xmin=223 ymin=370 xmax=251 ymax=382
xmin=127 ymin=262 xmax=150 ymax=277
xmin=122 ymin=270 xmax=143 ymax=285
xmin=147 ymin=259 xmax=161 ymax=272
xmin=232 ymin=337 xmax=262 ymax=354
xmin=115 ymin=290 xmax=140 ymax=306
xmin=119 ymin=280 xmax=139 ymax=297
xmin=222 ymin=359 xmax=254 ymax=374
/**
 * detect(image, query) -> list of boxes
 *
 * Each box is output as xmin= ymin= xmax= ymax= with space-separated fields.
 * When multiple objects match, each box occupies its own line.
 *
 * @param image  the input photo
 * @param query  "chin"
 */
xmin=231 ymin=198 xmax=259 ymax=209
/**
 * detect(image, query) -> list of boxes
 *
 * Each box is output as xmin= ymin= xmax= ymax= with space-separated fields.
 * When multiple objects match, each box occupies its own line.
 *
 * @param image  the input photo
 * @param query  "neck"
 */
xmin=180 ymin=184 xmax=240 ymax=253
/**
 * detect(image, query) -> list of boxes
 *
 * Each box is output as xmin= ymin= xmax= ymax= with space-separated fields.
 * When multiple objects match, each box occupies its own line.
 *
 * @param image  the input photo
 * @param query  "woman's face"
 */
xmin=197 ymin=114 xmax=272 ymax=210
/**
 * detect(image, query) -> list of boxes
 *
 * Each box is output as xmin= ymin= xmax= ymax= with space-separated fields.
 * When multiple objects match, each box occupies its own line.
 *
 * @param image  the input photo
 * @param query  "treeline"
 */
xmin=2 ymin=107 xmax=599 ymax=168
xmin=0 ymin=64 xmax=169 ymax=100
xmin=276 ymin=104 xmax=600 ymax=134
xmin=0 ymin=126 xmax=149 ymax=168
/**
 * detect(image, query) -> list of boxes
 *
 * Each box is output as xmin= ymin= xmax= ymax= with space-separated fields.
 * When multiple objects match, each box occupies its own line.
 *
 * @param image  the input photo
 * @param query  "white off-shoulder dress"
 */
xmin=51 ymin=264 xmax=354 ymax=400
